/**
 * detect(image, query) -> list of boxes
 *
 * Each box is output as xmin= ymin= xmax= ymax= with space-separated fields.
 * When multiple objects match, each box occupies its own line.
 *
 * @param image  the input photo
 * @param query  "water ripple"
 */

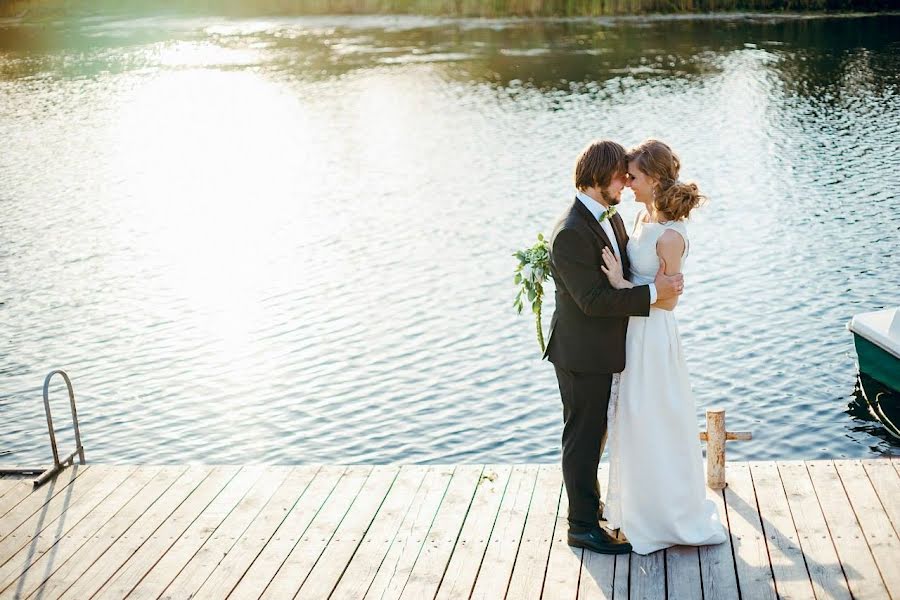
xmin=1 ymin=14 xmax=898 ymax=466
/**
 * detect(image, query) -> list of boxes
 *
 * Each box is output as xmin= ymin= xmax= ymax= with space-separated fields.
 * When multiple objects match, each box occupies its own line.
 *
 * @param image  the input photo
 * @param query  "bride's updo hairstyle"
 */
xmin=628 ymin=139 xmax=706 ymax=222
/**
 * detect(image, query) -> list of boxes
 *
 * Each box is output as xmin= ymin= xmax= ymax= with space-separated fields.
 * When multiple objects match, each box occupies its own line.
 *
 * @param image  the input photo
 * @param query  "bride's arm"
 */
xmin=652 ymin=230 xmax=685 ymax=311
xmin=600 ymin=247 xmax=634 ymax=290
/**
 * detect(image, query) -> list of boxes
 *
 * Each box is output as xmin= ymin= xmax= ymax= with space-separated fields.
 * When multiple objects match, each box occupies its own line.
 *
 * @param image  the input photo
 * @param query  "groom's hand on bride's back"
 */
xmin=654 ymin=257 xmax=684 ymax=302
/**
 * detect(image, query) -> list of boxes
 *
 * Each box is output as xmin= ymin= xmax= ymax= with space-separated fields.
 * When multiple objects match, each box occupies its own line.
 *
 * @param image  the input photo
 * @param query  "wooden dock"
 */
xmin=0 ymin=460 xmax=897 ymax=599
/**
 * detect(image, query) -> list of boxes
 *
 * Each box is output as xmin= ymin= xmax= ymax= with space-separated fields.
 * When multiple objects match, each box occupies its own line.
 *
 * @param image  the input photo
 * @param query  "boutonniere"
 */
xmin=598 ymin=205 xmax=617 ymax=223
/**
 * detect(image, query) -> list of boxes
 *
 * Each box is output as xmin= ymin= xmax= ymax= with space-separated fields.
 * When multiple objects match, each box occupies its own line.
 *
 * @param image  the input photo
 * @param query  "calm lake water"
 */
xmin=1 ymin=13 xmax=898 ymax=466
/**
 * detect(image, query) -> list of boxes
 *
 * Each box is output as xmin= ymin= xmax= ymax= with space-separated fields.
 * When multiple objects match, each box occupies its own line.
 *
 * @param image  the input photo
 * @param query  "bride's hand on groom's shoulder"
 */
xmin=600 ymin=247 xmax=633 ymax=290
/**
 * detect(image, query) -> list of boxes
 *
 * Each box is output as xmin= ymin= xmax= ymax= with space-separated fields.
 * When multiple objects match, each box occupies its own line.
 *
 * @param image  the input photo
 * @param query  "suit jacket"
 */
xmin=544 ymin=198 xmax=652 ymax=373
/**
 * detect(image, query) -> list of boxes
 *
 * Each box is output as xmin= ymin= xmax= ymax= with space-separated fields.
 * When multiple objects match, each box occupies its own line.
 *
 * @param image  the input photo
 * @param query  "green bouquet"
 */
xmin=513 ymin=233 xmax=552 ymax=353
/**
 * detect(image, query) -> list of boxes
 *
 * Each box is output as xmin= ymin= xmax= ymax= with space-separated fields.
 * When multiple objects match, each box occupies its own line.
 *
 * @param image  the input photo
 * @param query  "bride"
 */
xmin=599 ymin=139 xmax=727 ymax=555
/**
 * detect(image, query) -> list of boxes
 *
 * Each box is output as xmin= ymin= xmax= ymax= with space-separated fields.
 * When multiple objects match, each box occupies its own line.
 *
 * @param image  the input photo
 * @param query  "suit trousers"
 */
xmin=554 ymin=364 xmax=611 ymax=533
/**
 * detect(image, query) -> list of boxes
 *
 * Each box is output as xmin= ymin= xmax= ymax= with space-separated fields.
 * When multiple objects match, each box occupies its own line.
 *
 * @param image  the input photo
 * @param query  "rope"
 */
xmin=858 ymin=374 xmax=900 ymax=440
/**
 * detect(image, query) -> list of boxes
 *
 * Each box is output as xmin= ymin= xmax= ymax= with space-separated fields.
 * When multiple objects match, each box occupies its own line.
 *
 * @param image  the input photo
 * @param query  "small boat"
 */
xmin=848 ymin=307 xmax=900 ymax=393
xmin=848 ymin=308 xmax=900 ymax=440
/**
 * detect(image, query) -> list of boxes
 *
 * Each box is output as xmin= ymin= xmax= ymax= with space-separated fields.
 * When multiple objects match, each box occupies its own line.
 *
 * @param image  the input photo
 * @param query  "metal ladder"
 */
xmin=0 ymin=370 xmax=86 ymax=487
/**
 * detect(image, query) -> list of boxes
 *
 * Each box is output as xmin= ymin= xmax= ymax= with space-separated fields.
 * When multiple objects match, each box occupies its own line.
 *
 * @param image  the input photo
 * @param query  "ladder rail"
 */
xmin=0 ymin=370 xmax=86 ymax=487
xmin=42 ymin=369 xmax=86 ymax=466
xmin=34 ymin=369 xmax=86 ymax=486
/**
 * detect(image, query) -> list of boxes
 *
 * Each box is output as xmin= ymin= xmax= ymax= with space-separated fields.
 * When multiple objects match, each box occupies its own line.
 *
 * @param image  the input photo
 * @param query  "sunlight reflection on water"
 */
xmin=1 ymin=14 xmax=898 ymax=465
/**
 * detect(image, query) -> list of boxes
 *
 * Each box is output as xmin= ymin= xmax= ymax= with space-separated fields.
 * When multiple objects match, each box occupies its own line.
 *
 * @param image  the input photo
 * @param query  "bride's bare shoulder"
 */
xmin=656 ymin=228 xmax=686 ymax=256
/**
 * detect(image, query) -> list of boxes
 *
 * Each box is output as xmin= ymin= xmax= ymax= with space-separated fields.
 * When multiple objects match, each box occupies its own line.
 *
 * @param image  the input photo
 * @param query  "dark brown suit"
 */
xmin=545 ymin=198 xmax=652 ymax=532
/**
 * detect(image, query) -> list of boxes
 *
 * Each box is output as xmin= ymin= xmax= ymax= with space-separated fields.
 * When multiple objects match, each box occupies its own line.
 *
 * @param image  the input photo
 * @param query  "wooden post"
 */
xmin=698 ymin=408 xmax=752 ymax=489
xmin=704 ymin=409 xmax=726 ymax=489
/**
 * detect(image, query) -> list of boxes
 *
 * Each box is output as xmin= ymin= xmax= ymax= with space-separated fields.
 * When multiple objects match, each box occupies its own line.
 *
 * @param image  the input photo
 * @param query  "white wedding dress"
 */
xmin=604 ymin=215 xmax=727 ymax=555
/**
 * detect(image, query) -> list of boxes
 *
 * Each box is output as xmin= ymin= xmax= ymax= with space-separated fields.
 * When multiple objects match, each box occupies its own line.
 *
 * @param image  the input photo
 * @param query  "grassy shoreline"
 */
xmin=1 ymin=0 xmax=896 ymax=18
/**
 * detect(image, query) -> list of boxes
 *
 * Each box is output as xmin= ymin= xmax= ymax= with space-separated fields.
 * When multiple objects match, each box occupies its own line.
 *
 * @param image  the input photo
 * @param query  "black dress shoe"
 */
xmin=567 ymin=526 xmax=632 ymax=555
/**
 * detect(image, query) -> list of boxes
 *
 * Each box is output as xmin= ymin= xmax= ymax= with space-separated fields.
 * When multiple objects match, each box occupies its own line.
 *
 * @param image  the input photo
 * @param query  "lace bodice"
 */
xmin=626 ymin=214 xmax=689 ymax=285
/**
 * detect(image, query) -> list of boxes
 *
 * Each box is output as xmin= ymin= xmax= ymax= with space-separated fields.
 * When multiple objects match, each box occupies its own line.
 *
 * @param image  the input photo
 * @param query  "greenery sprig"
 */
xmin=513 ymin=233 xmax=552 ymax=353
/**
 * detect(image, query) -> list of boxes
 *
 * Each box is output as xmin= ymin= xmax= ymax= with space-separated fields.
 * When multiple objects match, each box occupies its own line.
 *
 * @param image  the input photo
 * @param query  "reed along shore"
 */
xmin=1 ymin=0 xmax=896 ymax=18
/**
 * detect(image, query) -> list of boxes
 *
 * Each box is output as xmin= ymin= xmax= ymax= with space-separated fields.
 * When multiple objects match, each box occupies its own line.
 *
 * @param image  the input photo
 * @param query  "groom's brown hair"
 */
xmin=574 ymin=140 xmax=627 ymax=191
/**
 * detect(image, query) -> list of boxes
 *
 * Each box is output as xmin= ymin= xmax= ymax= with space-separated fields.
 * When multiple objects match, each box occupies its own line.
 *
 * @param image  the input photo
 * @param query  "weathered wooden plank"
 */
xmin=805 ymin=460 xmax=888 ymax=600
xmin=776 ymin=461 xmax=851 ymax=600
xmin=749 ymin=461 xmax=816 ymax=599
xmin=612 ymin=553 xmax=629 ymax=599
xmin=226 ymin=465 xmax=346 ymax=600
xmin=434 ymin=465 xmax=513 ymax=600
xmin=631 ymin=550 xmax=665 ymax=600
xmin=0 ymin=465 xmax=135 ymax=566
xmin=578 ymin=463 xmax=615 ymax=600
xmin=158 ymin=466 xmax=293 ymax=599
xmin=190 ymin=466 xmax=321 ymax=600
xmin=541 ymin=511 xmax=581 ymax=599
xmin=861 ymin=459 xmax=900 ymax=538
xmin=580 ymin=463 xmax=624 ymax=600
xmin=723 ymin=461 xmax=776 ymax=600
xmin=117 ymin=466 xmax=268 ymax=599
xmin=295 ymin=465 xmax=401 ymax=599
xmin=833 ymin=459 xmax=900 ymax=597
xmin=398 ymin=465 xmax=484 ymax=600
xmin=542 ymin=466 xmax=602 ymax=600
xmin=578 ymin=545 xmax=613 ymax=600
xmin=363 ymin=465 xmax=455 ymax=600
xmin=0 ymin=459 xmax=893 ymax=600
xmin=0 ymin=465 xmax=162 ymax=596
xmin=666 ymin=546 xmax=702 ymax=600
xmin=259 ymin=465 xmax=373 ymax=599
xmin=0 ymin=479 xmax=23 ymax=502
xmin=84 ymin=466 xmax=241 ymax=599
xmin=330 ymin=466 xmax=430 ymax=600
xmin=699 ymin=485 xmax=739 ymax=600
xmin=0 ymin=467 xmax=90 ymax=521
xmin=505 ymin=463 xmax=563 ymax=600
xmin=50 ymin=466 xmax=215 ymax=600
xmin=469 ymin=464 xmax=539 ymax=600
xmin=15 ymin=466 xmax=187 ymax=600
xmin=0 ymin=464 xmax=96 ymax=537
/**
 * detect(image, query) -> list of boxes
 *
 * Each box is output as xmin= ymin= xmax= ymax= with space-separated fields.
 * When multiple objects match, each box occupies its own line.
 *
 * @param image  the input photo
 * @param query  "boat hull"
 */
xmin=853 ymin=333 xmax=900 ymax=393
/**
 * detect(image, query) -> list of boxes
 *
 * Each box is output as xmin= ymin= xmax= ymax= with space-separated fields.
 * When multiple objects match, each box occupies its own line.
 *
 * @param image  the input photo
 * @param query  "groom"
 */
xmin=544 ymin=140 xmax=683 ymax=554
